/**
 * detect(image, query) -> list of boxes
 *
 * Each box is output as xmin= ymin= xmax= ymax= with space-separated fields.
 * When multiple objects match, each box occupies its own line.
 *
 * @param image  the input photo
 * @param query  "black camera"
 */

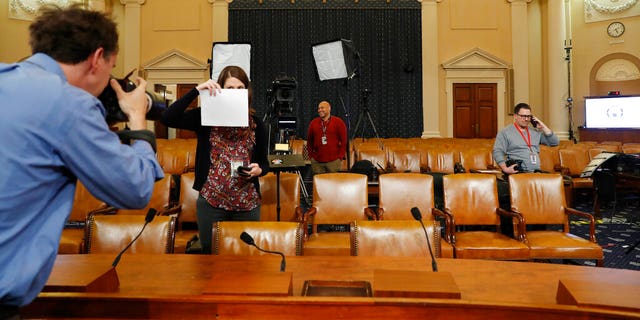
xmin=271 ymin=75 xmax=297 ymax=115
xmin=97 ymin=70 xmax=167 ymax=125
xmin=505 ymin=159 xmax=524 ymax=172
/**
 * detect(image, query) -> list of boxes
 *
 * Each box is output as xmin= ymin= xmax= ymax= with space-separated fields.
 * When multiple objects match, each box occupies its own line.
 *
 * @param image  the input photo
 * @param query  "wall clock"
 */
xmin=607 ymin=21 xmax=625 ymax=38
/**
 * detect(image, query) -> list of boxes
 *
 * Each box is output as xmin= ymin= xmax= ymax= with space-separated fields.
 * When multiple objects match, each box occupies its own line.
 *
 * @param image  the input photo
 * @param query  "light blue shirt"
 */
xmin=0 ymin=53 xmax=164 ymax=306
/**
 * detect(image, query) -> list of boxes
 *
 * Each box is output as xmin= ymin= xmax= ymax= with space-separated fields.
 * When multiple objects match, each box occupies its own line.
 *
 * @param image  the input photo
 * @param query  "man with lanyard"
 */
xmin=307 ymin=100 xmax=347 ymax=175
xmin=493 ymin=102 xmax=559 ymax=174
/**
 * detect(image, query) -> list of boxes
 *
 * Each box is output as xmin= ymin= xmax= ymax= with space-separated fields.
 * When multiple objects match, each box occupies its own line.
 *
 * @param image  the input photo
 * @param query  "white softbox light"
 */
xmin=211 ymin=42 xmax=251 ymax=81
xmin=312 ymin=39 xmax=359 ymax=81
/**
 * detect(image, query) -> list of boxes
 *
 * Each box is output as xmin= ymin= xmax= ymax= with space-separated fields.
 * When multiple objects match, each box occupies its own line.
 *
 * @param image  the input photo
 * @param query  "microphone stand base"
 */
xmin=373 ymin=269 xmax=461 ymax=299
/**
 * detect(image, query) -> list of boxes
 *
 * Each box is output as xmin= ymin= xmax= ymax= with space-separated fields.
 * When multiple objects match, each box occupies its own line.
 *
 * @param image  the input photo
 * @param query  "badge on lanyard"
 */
xmin=530 ymin=152 xmax=538 ymax=165
xmin=321 ymin=135 xmax=328 ymax=145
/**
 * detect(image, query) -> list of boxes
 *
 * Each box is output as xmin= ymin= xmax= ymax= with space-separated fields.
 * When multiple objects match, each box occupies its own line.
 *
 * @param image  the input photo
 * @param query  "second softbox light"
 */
xmin=312 ymin=39 xmax=359 ymax=81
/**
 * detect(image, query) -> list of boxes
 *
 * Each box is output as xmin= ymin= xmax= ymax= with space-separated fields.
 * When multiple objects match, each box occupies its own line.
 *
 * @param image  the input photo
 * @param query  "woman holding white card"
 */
xmin=162 ymin=66 xmax=269 ymax=254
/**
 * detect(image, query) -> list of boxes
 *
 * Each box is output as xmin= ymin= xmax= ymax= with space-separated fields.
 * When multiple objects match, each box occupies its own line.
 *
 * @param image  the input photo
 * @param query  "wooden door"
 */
xmin=453 ymin=83 xmax=497 ymax=139
xmin=176 ymin=84 xmax=198 ymax=139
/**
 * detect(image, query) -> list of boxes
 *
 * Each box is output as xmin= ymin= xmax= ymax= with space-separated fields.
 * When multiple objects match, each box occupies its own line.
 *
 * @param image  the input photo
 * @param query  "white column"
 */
xmin=508 ymin=0 xmax=531 ymax=105
xmin=208 ymin=0 xmax=231 ymax=43
xmin=546 ymin=0 xmax=569 ymax=140
xmin=419 ymin=0 xmax=441 ymax=138
xmin=119 ymin=0 xmax=145 ymax=76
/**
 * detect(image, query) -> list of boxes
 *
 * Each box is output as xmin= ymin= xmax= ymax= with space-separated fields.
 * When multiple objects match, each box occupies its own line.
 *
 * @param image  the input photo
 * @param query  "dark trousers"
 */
xmin=0 ymin=305 xmax=20 ymax=320
xmin=196 ymin=195 xmax=260 ymax=254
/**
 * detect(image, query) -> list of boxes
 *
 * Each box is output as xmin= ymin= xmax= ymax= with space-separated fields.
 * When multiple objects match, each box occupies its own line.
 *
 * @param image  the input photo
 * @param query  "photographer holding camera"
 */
xmin=493 ymin=103 xmax=559 ymax=174
xmin=0 ymin=5 xmax=163 ymax=313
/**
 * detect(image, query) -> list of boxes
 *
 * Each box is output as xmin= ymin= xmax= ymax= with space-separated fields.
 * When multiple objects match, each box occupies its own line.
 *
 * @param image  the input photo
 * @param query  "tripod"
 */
xmin=351 ymin=89 xmax=382 ymax=146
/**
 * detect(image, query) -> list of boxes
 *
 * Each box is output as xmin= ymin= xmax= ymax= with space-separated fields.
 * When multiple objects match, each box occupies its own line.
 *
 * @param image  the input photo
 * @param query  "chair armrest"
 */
xmin=91 ymin=206 xmax=117 ymax=215
xmin=432 ymin=208 xmax=453 ymax=244
xmin=566 ymin=207 xmax=597 ymax=243
xmin=301 ymin=207 xmax=317 ymax=239
xmin=507 ymin=208 xmax=528 ymax=243
xmin=364 ymin=207 xmax=377 ymax=220
xmin=497 ymin=208 xmax=526 ymax=242
xmin=159 ymin=204 xmax=182 ymax=217
xmin=294 ymin=206 xmax=306 ymax=223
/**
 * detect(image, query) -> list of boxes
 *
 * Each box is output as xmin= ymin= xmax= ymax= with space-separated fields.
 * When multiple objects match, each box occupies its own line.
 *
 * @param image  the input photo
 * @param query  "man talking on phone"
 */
xmin=493 ymin=102 xmax=559 ymax=174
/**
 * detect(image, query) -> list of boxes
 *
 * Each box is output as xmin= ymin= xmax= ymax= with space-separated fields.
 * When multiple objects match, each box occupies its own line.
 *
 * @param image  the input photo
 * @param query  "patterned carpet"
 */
xmin=568 ymin=195 xmax=640 ymax=270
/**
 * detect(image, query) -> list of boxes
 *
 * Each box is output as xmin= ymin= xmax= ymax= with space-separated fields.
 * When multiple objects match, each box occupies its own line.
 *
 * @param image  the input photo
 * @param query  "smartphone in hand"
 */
xmin=237 ymin=165 xmax=251 ymax=177
xmin=530 ymin=116 xmax=539 ymax=128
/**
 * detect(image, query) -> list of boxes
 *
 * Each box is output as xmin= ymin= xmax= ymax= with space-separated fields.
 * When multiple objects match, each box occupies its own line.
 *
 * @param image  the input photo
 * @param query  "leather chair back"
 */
xmin=350 ymin=220 xmax=441 ymax=258
xmin=377 ymin=173 xmax=433 ymax=220
xmin=427 ymin=149 xmax=455 ymax=173
xmin=509 ymin=173 xmax=567 ymax=225
xmin=259 ymin=172 xmax=301 ymax=222
xmin=213 ymin=221 xmax=303 ymax=256
xmin=559 ymin=148 xmax=590 ymax=177
xmin=459 ymin=148 xmax=493 ymax=172
xmin=117 ymin=175 xmax=174 ymax=215
xmin=389 ymin=149 xmax=421 ymax=173
xmin=358 ymin=149 xmax=388 ymax=171
xmin=443 ymin=173 xmax=500 ymax=225
xmin=69 ymin=181 xmax=107 ymax=222
xmin=311 ymin=173 xmax=370 ymax=225
xmin=177 ymin=172 xmax=198 ymax=222
xmin=85 ymin=213 xmax=176 ymax=254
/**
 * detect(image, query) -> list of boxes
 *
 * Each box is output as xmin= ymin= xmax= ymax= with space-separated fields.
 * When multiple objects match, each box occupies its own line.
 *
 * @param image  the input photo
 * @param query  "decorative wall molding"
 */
xmin=9 ymin=0 xmax=107 ymax=20
xmin=584 ymin=0 xmax=640 ymax=23
xmin=442 ymin=48 xmax=510 ymax=136
xmin=595 ymin=58 xmax=640 ymax=81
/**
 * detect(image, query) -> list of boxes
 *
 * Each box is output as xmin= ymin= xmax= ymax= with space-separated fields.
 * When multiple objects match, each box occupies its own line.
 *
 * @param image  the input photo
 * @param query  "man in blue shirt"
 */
xmin=0 ymin=5 xmax=163 ymax=314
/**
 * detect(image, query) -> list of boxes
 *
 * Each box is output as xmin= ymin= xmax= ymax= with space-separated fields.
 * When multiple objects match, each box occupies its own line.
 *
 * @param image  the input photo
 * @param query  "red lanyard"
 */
xmin=514 ymin=123 xmax=532 ymax=150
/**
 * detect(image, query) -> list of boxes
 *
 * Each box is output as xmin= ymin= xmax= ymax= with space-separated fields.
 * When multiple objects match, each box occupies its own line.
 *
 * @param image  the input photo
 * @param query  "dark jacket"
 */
xmin=161 ymin=88 xmax=269 ymax=193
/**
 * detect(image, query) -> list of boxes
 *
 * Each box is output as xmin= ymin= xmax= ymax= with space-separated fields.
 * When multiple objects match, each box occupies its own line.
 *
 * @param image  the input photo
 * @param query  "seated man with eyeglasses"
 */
xmin=493 ymin=103 xmax=559 ymax=175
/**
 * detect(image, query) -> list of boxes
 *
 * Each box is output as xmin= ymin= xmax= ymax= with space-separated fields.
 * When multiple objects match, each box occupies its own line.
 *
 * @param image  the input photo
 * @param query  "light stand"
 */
xmin=351 ymin=89 xmax=382 ymax=147
xmin=564 ymin=40 xmax=577 ymax=143
xmin=312 ymin=39 xmax=360 ymax=169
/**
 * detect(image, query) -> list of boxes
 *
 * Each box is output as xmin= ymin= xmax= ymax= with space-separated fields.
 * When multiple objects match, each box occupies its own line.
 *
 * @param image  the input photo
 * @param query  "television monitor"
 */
xmin=584 ymin=95 xmax=640 ymax=128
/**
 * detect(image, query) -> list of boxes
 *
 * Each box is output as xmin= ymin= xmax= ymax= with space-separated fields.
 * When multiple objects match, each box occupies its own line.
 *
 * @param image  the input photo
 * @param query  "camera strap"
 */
xmin=116 ymin=129 xmax=157 ymax=153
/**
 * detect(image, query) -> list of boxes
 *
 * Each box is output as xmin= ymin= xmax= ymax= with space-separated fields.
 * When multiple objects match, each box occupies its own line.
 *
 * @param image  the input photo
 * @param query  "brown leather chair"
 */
xmin=389 ymin=149 xmax=421 ymax=173
xmin=59 ymin=182 xmax=114 ymax=254
xmin=458 ymin=147 xmax=499 ymax=173
xmin=358 ymin=149 xmax=388 ymax=172
xmin=116 ymin=175 xmax=180 ymax=216
xmin=173 ymin=172 xmax=199 ymax=253
xmin=302 ymin=173 xmax=376 ymax=255
xmin=259 ymin=172 xmax=301 ymax=222
xmin=84 ymin=212 xmax=176 ymax=254
xmin=558 ymin=147 xmax=594 ymax=206
xmin=213 ymin=221 xmax=304 ymax=256
xmin=157 ymin=144 xmax=191 ymax=175
xmin=426 ymin=149 xmax=456 ymax=174
xmin=539 ymin=145 xmax=561 ymax=173
xmin=508 ymin=173 xmax=604 ymax=267
xmin=438 ymin=173 xmax=529 ymax=260
xmin=350 ymin=220 xmax=443 ymax=258
xmin=376 ymin=173 xmax=453 ymax=258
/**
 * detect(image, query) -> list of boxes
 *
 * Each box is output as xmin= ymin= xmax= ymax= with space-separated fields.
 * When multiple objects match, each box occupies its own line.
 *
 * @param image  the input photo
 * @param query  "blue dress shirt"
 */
xmin=0 ymin=53 xmax=163 ymax=306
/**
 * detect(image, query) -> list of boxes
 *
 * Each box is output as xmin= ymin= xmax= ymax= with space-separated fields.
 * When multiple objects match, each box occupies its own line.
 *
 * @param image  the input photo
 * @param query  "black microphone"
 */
xmin=111 ymin=208 xmax=157 ymax=267
xmin=240 ymin=231 xmax=286 ymax=272
xmin=411 ymin=207 xmax=438 ymax=272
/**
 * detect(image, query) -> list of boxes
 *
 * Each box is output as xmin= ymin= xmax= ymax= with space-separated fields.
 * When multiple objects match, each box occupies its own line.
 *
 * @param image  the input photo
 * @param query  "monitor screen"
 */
xmin=584 ymin=96 xmax=640 ymax=128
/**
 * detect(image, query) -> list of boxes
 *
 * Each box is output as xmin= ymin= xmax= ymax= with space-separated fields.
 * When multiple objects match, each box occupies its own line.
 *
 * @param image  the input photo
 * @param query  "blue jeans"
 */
xmin=196 ymin=195 xmax=260 ymax=254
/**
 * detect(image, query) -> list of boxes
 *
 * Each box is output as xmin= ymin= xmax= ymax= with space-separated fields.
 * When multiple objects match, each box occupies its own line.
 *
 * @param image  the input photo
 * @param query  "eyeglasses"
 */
xmin=517 ymin=114 xmax=532 ymax=119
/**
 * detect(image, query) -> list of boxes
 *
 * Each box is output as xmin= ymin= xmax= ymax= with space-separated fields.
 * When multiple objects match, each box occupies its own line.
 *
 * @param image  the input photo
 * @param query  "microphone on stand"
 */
xmin=240 ymin=231 xmax=286 ymax=272
xmin=411 ymin=207 xmax=438 ymax=272
xmin=111 ymin=208 xmax=157 ymax=268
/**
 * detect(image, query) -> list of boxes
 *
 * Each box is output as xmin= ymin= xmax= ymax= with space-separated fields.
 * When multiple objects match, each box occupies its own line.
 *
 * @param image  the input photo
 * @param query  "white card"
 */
xmin=200 ymin=89 xmax=248 ymax=127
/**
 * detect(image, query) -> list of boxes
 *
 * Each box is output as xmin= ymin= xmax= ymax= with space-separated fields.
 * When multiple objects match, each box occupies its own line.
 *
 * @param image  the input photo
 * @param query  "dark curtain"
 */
xmin=228 ymin=1 xmax=422 ymax=139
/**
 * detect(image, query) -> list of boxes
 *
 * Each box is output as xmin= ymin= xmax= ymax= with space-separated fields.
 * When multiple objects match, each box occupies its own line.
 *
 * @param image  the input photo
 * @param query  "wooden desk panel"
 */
xmin=22 ymin=255 xmax=640 ymax=319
